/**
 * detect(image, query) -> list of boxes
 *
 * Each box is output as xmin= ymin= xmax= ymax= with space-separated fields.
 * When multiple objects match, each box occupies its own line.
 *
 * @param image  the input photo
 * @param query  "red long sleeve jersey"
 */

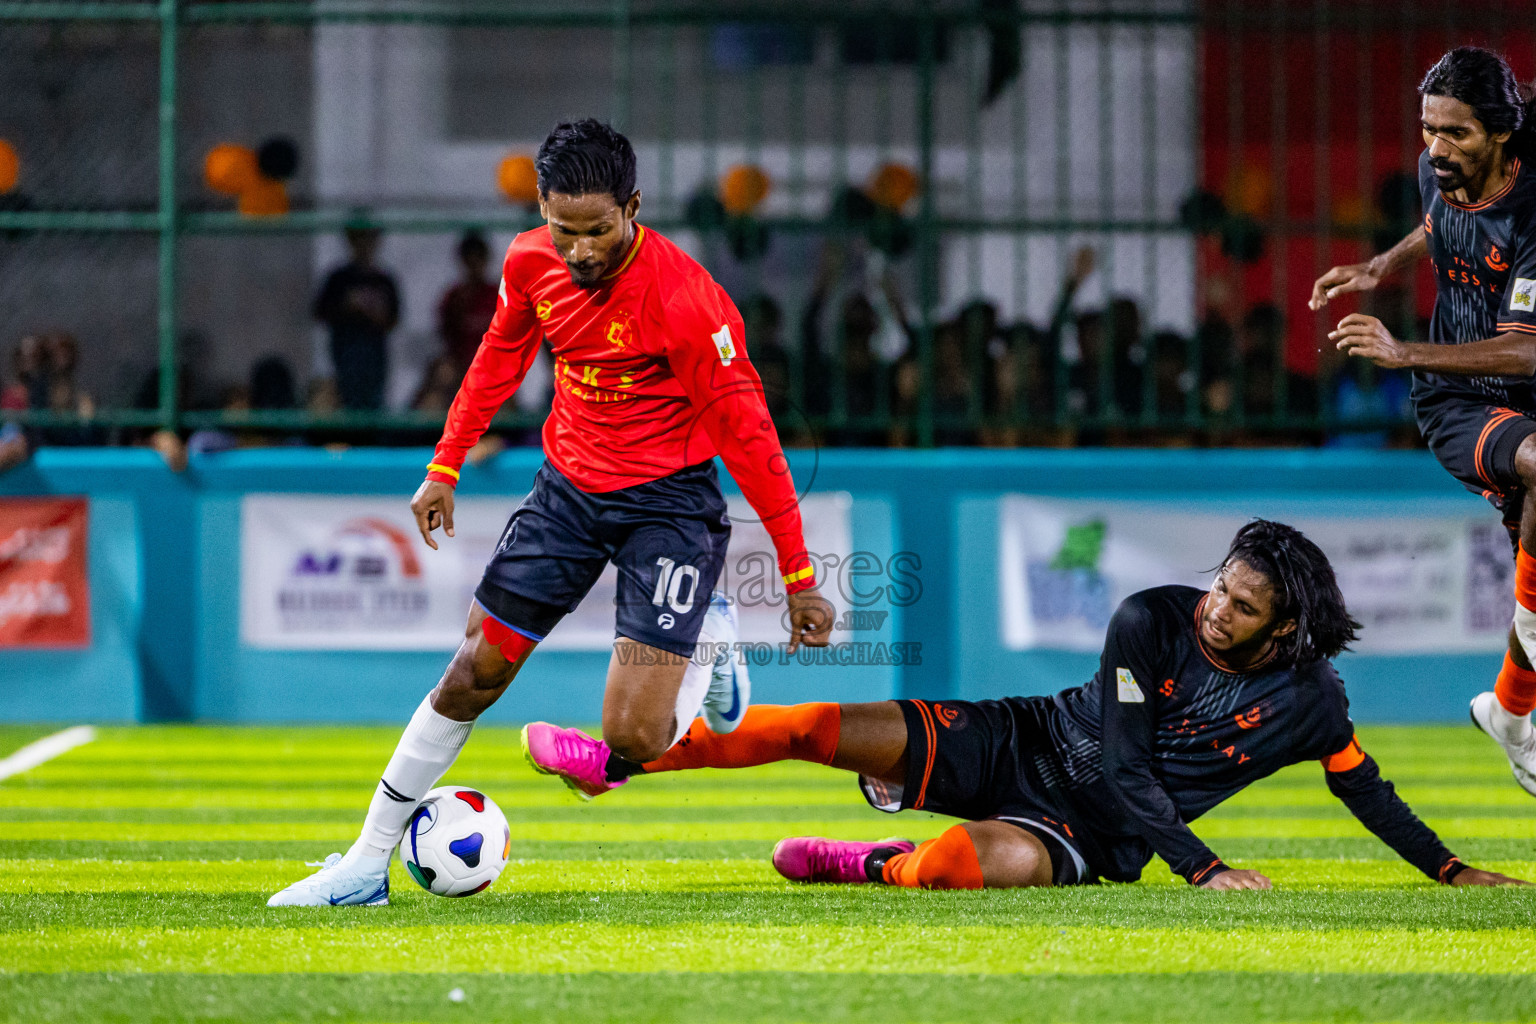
xmin=426 ymin=224 xmax=814 ymax=592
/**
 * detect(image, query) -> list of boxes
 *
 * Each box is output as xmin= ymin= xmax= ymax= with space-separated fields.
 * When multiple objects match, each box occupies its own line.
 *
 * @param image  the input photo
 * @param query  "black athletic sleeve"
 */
xmin=1097 ymin=596 xmax=1229 ymax=885
xmin=1495 ymin=210 xmax=1536 ymax=337
xmin=1323 ymin=741 xmax=1463 ymax=883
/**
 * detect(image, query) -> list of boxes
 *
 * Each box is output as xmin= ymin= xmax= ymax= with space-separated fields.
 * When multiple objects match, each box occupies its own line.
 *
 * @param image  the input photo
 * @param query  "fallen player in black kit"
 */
xmin=532 ymin=520 xmax=1528 ymax=889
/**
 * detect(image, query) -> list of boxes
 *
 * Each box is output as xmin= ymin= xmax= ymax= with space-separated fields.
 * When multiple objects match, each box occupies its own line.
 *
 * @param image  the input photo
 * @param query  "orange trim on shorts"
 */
xmin=1473 ymin=409 xmax=1521 ymax=487
xmin=909 ymin=700 xmax=938 ymax=810
xmin=1321 ymin=734 xmax=1366 ymax=773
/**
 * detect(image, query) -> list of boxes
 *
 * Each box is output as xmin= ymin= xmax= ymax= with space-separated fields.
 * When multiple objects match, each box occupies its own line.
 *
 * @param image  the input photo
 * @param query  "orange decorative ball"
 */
xmin=867 ymin=163 xmax=919 ymax=211
xmin=205 ymin=144 xmax=259 ymax=196
xmin=1225 ymin=164 xmax=1271 ymax=220
xmin=719 ymin=164 xmax=772 ymax=215
xmin=0 ymin=140 xmax=18 ymax=194
xmin=497 ymin=154 xmax=539 ymax=205
xmin=238 ymin=178 xmax=289 ymax=217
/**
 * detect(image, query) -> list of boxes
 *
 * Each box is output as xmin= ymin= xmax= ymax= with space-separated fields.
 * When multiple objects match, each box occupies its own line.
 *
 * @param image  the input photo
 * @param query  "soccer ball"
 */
xmin=398 ymin=786 xmax=510 ymax=897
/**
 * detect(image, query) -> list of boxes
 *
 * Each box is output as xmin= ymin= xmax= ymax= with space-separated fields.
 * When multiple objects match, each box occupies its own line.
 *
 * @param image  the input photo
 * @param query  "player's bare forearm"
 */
xmin=1310 ymin=228 xmax=1426 ymax=310
xmin=1333 ymin=314 xmax=1536 ymax=377
xmin=1370 ymin=226 xmax=1428 ymax=280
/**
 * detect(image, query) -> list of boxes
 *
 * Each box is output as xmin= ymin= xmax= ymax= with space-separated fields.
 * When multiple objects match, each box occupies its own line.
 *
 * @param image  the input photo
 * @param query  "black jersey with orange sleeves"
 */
xmin=1415 ymin=148 xmax=1536 ymax=410
xmin=1039 ymin=586 xmax=1460 ymax=884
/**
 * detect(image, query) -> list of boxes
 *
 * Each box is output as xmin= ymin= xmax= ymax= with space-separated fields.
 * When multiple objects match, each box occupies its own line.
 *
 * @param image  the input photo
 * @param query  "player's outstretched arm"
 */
xmin=663 ymin=283 xmax=834 ymax=650
xmin=1332 ymin=316 xmax=1536 ymax=377
xmin=1323 ymin=738 xmax=1528 ymax=885
xmin=1309 ymin=226 xmax=1426 ymax=310
xmin=1096 ymin=599 xmax=1244 ymax=888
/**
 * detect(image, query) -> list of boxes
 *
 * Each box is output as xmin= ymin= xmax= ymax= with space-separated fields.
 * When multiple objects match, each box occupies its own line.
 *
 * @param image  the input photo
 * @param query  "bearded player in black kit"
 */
xmin=1315 ymin=47 xmax=1536 ymax=797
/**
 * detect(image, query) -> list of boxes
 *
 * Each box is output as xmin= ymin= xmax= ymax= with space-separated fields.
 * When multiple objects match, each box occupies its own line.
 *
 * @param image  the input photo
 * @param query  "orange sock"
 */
xmin=642 ymin=703 xmax=841 ymax=774
xmin=881 ymin=824 xmax=985 ymax=890
xmin=1517 ymin=544 xmax=1536 ymax=612
xmin=1496 ymin=651 xmax=1536 ymax=716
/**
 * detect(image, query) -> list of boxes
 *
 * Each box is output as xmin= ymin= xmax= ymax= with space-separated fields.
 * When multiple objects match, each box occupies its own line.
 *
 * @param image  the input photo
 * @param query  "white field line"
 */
xmin=0 ymin=726 xmax=97 ymax=781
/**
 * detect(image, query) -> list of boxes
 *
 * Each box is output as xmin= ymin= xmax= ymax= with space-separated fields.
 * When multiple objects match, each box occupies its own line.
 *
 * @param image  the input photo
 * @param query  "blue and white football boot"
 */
xmin=266 ymin=850 xmax=391 ymax=907
xmin=700 ymin=592 xmax=750 ymax=734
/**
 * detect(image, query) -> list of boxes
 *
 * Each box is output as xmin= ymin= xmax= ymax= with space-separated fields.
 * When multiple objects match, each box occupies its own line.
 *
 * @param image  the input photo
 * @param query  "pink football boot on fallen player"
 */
xmin=771 ymin=836 xmax=916 ymax=884
xmin=521 ymin=722 xmax=628 ymax=801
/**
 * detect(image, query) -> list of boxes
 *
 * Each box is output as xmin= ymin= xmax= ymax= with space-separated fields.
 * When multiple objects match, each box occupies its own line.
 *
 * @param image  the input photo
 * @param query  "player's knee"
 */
xmin=964 ymin=821 xmax=1053 ymax=888
xmin=603 ymin=715 xmax=672 ymax=763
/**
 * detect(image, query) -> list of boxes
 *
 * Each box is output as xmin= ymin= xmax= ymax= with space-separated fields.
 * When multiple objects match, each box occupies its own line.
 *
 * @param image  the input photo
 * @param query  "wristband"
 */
xmin=426 ymin=462 xmax=460 ymax=486
xmin=1439 ymin=858 xmax=1468 ymax=884
xmin=1190 ymin=859 xmax=1230 ymax=885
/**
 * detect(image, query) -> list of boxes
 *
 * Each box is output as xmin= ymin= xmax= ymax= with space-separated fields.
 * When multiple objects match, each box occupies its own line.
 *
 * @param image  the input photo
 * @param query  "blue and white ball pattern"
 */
xmin=398 ymin=786 xmax=510 ymax=897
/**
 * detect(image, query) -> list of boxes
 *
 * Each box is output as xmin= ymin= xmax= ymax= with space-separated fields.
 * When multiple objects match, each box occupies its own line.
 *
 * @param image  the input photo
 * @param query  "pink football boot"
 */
xmin=771 ymin=836 xmax=916 ymax=884
xmin=521 ymin=722 xmax=628 ymax=801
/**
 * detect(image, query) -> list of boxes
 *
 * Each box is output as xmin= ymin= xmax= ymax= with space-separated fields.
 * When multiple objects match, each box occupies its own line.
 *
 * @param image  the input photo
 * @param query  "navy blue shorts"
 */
xmin=1417 ymin=392 xmax=1536 ymax=537
xmin=473 ymin=460 xmax=731 ymax=657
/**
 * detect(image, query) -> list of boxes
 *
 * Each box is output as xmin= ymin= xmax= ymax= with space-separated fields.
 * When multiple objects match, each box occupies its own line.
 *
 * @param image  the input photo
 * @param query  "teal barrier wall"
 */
xmin=0 ymin=447 xmax=1499 ymax=723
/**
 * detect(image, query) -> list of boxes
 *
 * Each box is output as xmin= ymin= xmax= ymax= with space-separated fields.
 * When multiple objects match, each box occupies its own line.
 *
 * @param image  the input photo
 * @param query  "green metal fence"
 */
xmin=0 ymin=1 xmax=1511 ymax=448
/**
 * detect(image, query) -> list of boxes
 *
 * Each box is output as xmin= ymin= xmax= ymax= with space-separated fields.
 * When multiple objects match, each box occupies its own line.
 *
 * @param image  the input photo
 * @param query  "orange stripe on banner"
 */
xmin=1322 ymin=734 xmax=1366 ymax=773
xmin=1473 ymin=410 xmax=1519 ymax=487
xmin=910 ymin=701 xmax=937 ymax=810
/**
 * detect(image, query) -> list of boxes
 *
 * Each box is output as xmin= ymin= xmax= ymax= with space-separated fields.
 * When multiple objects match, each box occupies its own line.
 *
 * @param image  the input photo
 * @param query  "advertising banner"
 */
xmin=0 ymin=497 xmax=90 ymax=648
xmin=241 ymin=491 xmax=853 ymax=651
xmin=998 ymin=496 xmax=1512 ymax=654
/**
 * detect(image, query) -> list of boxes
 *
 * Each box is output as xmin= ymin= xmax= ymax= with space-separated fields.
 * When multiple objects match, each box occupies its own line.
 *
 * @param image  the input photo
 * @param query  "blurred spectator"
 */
xmin=1 ymin=335 xmax=46 ymax=411
xmin=1046 ymin=249 xmax=1144 ymax=427
xmin=314 ymin=226 xmax=400 ymax=411
xmin=1234 ymin=304 xmax=1317 ymax=421
xmin=1326 ymin=360 xmax=1412 ymax=449
xmin=438 ymin=231 xmax=499 ymax=376
xmin=0 ymin=421 xmax=30 ymax=473
xmin=411 ymin=355 xmax=463 ymax=414
xmin=187 ymin=355 xmax=301 ymax=455
xmin=741 ymin=294 xmax=794 ymax=428
xmin=2 ymin=332 xmax=103 ymax=445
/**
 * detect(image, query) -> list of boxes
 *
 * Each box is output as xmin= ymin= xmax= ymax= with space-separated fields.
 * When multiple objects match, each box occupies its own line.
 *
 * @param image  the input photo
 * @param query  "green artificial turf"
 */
xmin=1 ymin=724 xmax=1533 ymax=1023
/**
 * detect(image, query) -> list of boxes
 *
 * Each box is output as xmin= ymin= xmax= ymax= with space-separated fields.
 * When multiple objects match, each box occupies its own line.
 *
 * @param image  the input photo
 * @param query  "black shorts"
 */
xmin=857 ymin=698 xmax=1096 ymax=886
xmin=473 ymin=460 xmax=731 ymax=657
xmin=1417 ymin=392 xmax=1536 ymax=531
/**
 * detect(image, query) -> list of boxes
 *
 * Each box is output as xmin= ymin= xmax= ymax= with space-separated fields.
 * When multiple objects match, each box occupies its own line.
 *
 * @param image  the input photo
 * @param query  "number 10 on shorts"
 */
xmin=652 ymin=557 xmax=701 ymax=618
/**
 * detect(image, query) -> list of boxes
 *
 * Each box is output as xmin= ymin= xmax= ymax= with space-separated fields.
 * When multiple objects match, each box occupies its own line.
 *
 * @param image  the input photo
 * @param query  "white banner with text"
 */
xmin=998 ymin=496 xmax=1513 ymax=654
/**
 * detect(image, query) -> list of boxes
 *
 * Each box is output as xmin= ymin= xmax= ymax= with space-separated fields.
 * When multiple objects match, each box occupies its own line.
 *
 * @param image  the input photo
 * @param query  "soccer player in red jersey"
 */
xmin=1314 ymin=49 xmax=1536 ymax=797
xmin=269 ymin=120 xmax=833 ymax=906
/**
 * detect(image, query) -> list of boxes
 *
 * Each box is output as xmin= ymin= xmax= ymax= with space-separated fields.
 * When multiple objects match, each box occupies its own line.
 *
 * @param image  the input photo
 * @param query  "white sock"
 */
xmin=667 ymin=615 xmax=728 ymax=747
xmin=1490 ymin=695 xmax=1534 ymax=746
xmin=352 ymin=696 xmax=475 ymax=859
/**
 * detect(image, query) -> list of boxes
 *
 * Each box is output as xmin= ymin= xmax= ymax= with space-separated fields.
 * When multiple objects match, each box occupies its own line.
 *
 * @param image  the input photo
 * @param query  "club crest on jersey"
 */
xmin=536 ymin=299 xmax=553 ymax=321
xmin=604 ymin=312 xmax=633 ymax=350
xmin=713 ymin=323 xmax=736 ymax=366
xmin=1487 ymin=245 xmax=1510 ymax=272
xmin=1115 ymin=667 xmax=1145 ymax=703
xmin=1514 ymin=278 xmax=1536 ymax=313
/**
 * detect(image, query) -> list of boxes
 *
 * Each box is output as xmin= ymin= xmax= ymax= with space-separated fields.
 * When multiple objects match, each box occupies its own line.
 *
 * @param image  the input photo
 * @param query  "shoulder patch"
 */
xmin=1116 ymin=667 xmax=1145 ymax=703
xmin=1511 ymin=278 xmax=1536 ymax=312
xmin=712 ymin=323 xmax=736 ymax=366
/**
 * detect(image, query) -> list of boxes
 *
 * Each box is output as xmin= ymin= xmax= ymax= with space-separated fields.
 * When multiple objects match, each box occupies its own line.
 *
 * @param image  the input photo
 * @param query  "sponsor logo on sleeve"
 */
xmin=713 ymin=323 xmax=736 ymax=366
xmin=1512 ymin=278 xmax=1536 ymax=312
xmin=1116 ymin=667 xmax=1145 ymax=703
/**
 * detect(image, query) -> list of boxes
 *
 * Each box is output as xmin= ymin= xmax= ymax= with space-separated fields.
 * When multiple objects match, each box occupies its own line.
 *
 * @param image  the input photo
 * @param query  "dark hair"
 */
xmin=457 ymin=230 xmax=489 ymax=262
xmin=1222 ymin=519 xmax=1361 ymax=665
xmin=535 ymin=119 xmax=637 ymax=206
xmin=249 ymin=355 xmax=296 ymax=411
xmin=1419 ymin=47 xmax=1536 ymax=159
